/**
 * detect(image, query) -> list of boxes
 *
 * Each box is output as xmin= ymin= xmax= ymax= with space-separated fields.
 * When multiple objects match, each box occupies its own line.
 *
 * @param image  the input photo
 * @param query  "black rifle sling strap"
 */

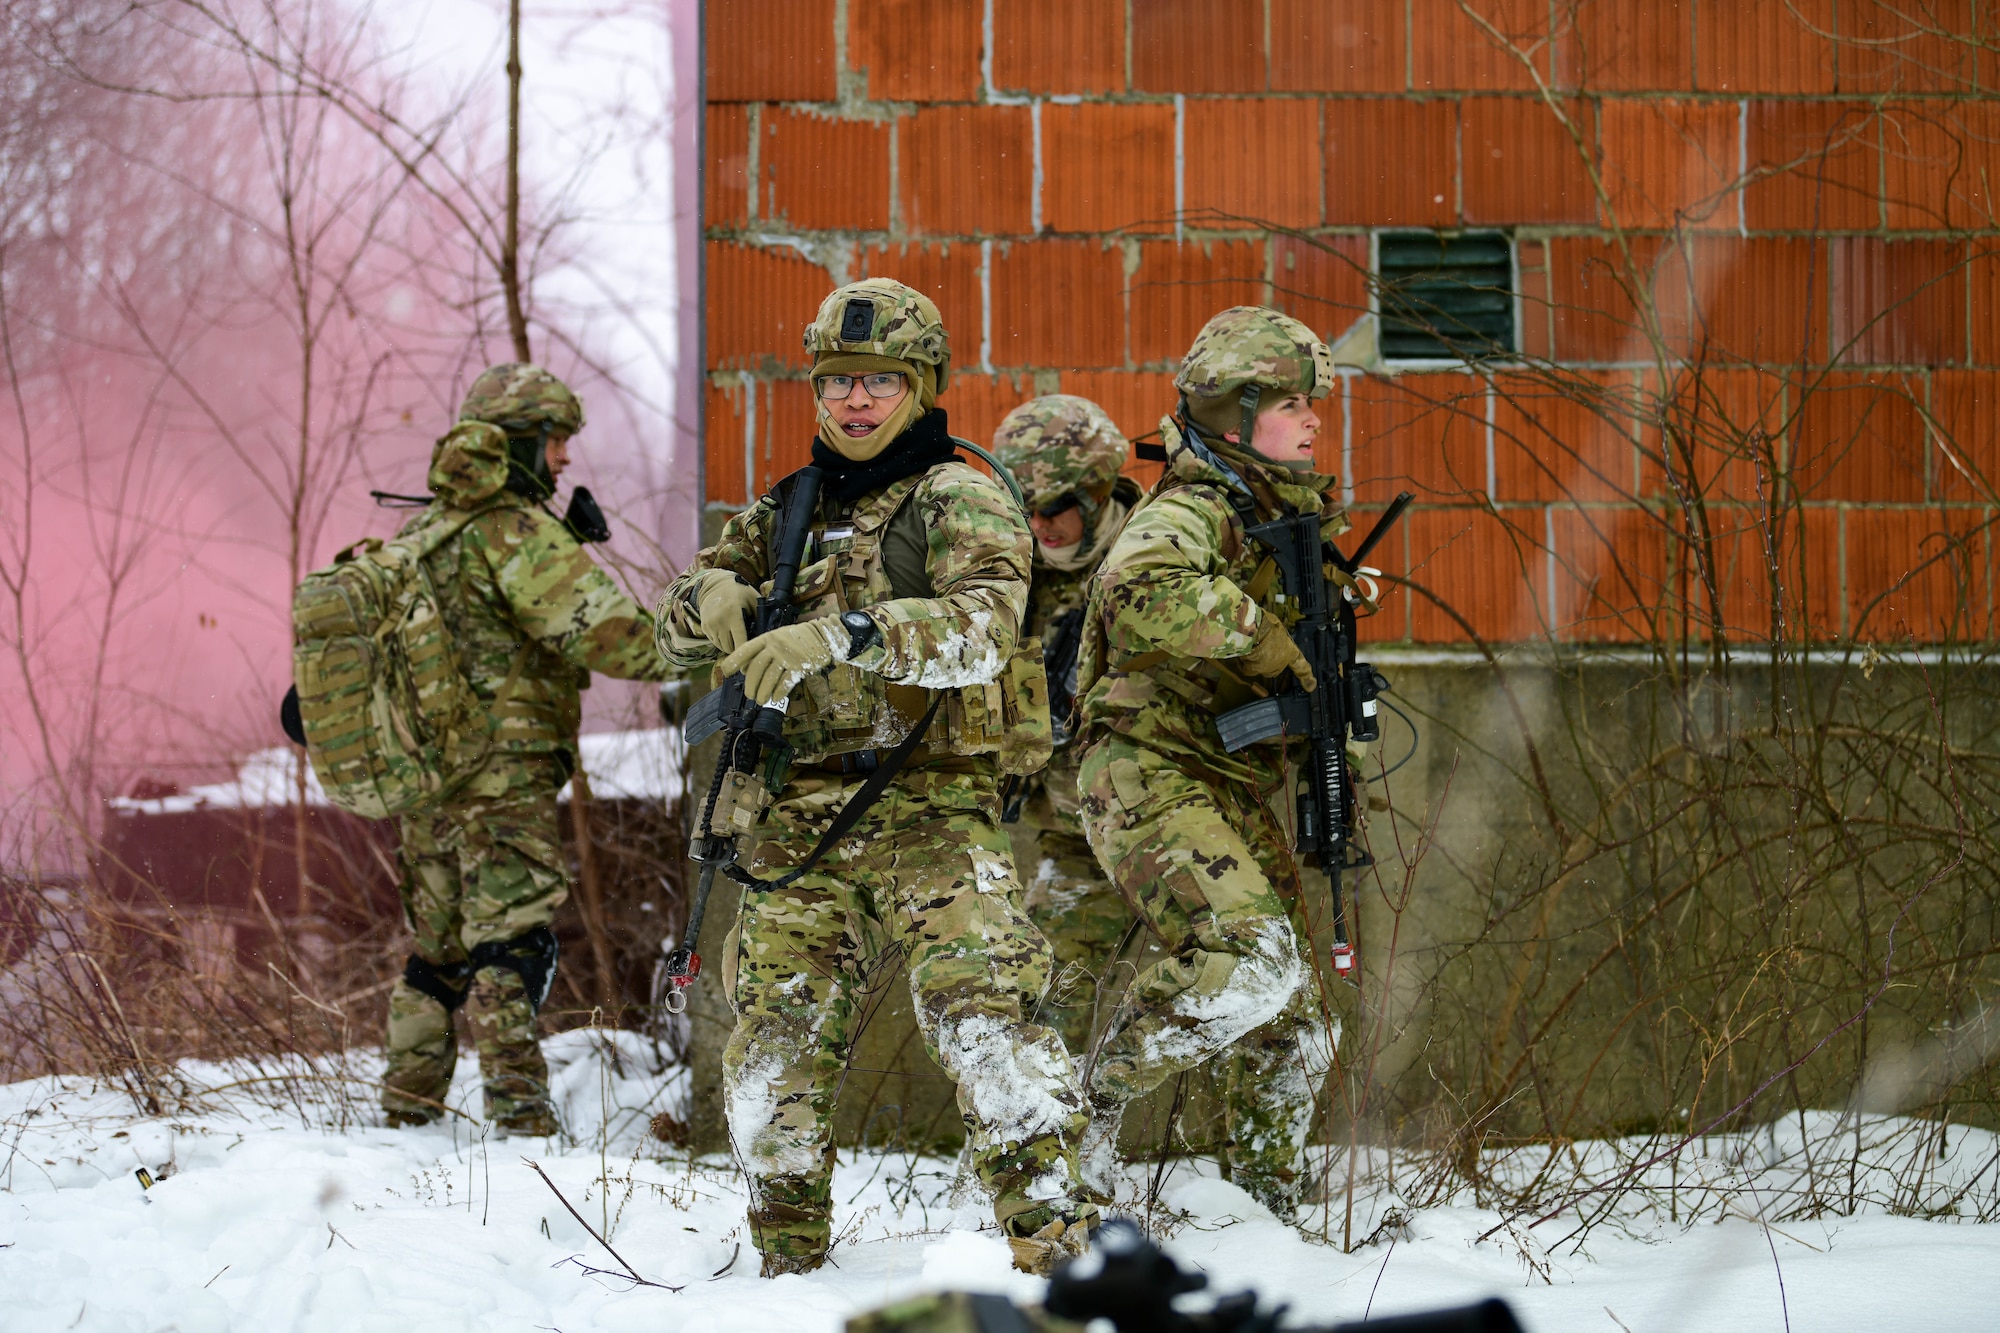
xmin=724 ymin=693 xmax=942 ymax=890
xmin=724 ymin=467 xmax=944 ymax=891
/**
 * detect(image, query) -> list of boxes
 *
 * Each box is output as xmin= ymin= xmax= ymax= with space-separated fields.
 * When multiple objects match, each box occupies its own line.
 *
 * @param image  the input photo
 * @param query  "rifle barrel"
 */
xmin=763 ymin=465 xmax=824 ymax=615
xmin=1342 ymin=490 xmax=1414 ymax=571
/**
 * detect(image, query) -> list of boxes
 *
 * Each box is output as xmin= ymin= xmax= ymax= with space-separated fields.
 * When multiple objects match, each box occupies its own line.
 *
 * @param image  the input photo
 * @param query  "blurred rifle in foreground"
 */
xmin=846 ymin=1219 xmax=1522 ymax=1333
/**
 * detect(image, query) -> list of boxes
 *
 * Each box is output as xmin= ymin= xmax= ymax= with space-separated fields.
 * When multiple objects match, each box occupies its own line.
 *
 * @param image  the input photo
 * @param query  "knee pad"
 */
xmin=402 ymin=955 xmax=473 ymax=1012
xmin=470 ymin=926 xmax=560 ymax=1011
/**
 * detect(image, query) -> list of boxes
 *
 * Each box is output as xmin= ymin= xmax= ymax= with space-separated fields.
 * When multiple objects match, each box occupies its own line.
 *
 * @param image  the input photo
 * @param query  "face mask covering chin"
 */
xmin=817 ymin=389 xmax=923 ymax=462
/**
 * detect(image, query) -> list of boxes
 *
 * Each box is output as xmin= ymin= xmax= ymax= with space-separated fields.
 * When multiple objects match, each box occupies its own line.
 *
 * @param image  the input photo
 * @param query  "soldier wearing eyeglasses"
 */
xmin=990 ymin=397 xmax=1140 ymax=1056
xmin=653 ymin=279 xmax=1099 ymax=1278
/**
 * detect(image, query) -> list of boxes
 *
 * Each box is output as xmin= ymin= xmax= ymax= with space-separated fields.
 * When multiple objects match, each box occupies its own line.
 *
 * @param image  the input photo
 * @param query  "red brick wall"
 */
xmin=704 ymin=0 xmax=1997 ymax=646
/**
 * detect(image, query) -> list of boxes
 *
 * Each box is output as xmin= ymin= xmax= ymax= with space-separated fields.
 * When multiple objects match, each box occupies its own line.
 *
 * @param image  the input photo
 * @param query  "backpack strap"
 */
xmin=491 ymin=639 xmax=534 ymax=710
xmin=421 ymin=500 xmax=532 ymax=711
xmin=416 ymin=499 xmax=513 ymax=559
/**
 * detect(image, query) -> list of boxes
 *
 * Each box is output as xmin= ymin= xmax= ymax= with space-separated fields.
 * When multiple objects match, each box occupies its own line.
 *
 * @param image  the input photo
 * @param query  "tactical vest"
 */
xmin=774 ymin=467 xmax=1051 ymax=772
xmin=1075 ymin=477 xmax=1305 ymax=723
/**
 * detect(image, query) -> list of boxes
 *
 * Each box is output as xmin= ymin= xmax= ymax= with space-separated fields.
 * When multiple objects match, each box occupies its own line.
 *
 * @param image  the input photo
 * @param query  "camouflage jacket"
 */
xmin=1021 ymin=480 xmax=1139 ymax=811
xmin=1023 ymin=479 xmax=1142 ymax=644
xmin=657 ymin=459 xmax=1034 ymax=766
xmin=1077 ymin=432 xmax=1348 ymax=785
xmin=400 ymin=421 xmax=670 ymax=756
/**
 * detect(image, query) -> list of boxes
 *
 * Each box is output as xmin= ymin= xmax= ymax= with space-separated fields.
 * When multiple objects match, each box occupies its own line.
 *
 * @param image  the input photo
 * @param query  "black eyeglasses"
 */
xmin=1033 ymin=493 xmax=1082 ymax=520
xmin=815 ymin=372 xmax=906 ymax=400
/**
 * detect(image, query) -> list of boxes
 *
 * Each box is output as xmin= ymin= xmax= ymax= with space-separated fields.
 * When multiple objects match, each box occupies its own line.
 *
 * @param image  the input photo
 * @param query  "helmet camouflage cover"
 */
xmin=458 ymin=363 xmax=586 ymax=437
xmin=1175 ymin=306 xmax=1334 ymax=411
xmin=802 ymin=278 xmax=952 ymax=392
xmin=991 ymin=395 xmax=1128 ymax=508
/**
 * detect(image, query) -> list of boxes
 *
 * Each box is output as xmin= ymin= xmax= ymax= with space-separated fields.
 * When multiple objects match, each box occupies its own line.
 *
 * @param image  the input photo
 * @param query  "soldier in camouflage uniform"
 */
xmin=1073 ymin=308 xmax=1361 ymax=1221
xmin=382 ymin=364 xmax=672 ymax=1136
xmin=991 ymin=397 xmax=1139 ymax=1055
xmin=656 ymin=280 xmax=1097 ymax=1278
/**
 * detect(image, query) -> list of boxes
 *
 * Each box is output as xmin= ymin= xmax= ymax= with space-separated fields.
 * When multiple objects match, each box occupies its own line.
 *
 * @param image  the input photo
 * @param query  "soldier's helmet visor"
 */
xmin=814 ymin=371 xmax=907 ymax=400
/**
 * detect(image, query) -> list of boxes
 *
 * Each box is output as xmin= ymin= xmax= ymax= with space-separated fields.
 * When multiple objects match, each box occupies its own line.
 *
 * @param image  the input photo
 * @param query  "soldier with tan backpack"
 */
xmin=288 ymin=364 xmax=671 ymax=1135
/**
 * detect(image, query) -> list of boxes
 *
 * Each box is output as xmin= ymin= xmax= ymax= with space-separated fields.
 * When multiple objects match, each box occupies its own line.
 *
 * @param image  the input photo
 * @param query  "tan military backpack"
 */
xmin=290 ymin=505 xmax=523 ymax=819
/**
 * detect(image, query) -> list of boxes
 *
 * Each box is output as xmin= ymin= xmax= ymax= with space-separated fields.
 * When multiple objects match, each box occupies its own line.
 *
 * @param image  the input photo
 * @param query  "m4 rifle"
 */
xmin=1213 ymin=491 xmax=1412 ymax=977
xmin=661 ymin=466 xmax=824 ymax=1012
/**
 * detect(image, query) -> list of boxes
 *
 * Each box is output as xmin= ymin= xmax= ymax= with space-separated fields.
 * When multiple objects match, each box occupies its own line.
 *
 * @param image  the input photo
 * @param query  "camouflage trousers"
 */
xmin=383 ymin=753 xmax=569 ymax=1126
xmin=721 ymin=761 xmax=1089 ymax=1262
xmin=1076 ymin=732 xmax=1338 ymax=1218
xmin=1005 ymin=757 xmax=1133 ymax=1056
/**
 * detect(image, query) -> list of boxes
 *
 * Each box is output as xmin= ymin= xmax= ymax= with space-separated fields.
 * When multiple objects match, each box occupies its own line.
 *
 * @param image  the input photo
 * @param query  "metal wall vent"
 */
xmin=1377 ymin=232 xmax=1515 ymax=362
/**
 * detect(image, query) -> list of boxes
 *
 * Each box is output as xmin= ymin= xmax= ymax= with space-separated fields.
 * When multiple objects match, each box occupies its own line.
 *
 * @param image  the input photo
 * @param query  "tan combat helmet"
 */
xmin=457 ymin=363 xmax=585 ymax=498
xmin=991 ymin=395 xmax=1127 ymax=527
xmin=803 ymin=279 xmax=952 ymax=460
xmin=1175 ymin=306 xmax=1333 ymax=455
xmin=803 ymin=279 xmax=952 ymax=396
xmin=459 ymin=363 xmax=586 ymax=436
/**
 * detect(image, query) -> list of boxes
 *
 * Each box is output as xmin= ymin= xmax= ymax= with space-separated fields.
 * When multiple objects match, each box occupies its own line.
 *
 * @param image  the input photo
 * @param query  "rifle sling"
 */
xmin=726 ymin=692 xmax=944 ymax=891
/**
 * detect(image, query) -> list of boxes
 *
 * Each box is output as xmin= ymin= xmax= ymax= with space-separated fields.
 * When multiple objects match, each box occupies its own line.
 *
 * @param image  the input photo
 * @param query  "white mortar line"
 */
xmin=1737 ymin=99 xmax=1749 ymax=238
xmin=1484 ymin=379 xmax=1497 ymax=502
xmin=745 ymin=103 xmax=762 ymax=221
xmin=1341 ymin=370 xmax=1355 ymax=507
xmin=1545 ymin=505 xmax=1558 ymax=628
xmin=981 ymin=0 xmax=994 ymax=98
xmin=981 ymin=239 xmax=994 ymax=372
xmin=1031 ymin=99 xmax=1044 ymax=235
xmin=1174 ymin=94 xmax=1186 ymax=242
xmin=980 ymin=0 xmax=1029 ymax=105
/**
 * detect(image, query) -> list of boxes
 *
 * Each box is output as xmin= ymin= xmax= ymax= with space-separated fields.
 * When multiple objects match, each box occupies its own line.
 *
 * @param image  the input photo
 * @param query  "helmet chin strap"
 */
xmin=1232 ymin=383 xmax=1311 ymax=473
xmin=1236 ymin=384 xmax=1262 ymax=453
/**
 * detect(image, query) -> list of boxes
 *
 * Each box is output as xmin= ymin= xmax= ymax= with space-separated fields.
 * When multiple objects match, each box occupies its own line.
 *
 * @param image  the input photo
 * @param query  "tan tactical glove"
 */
xmin=716 ymin=618 xmax=847 ymax=705
xmin=693 ymin=570 xmax=761 ymax=655
xmin=1237 ymin=615 xmax=1317 ymax=692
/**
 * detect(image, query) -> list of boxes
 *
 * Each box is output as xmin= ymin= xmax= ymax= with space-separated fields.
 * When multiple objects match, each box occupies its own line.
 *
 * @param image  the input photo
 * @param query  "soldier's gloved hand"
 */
xmin=716 ymin=619 xmax=847 ymax=705
xmin=693 ymin=571 xmax=761 ymax=655
xmin=1238 ymin=615 xmax=1318 ymax=692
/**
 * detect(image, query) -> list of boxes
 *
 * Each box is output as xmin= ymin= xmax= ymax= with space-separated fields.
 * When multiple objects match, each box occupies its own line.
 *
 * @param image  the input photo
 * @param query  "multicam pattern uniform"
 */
xmin=657 ymin=462 xmax=1089 ymax=1263
xmin=381 ymin=420 xmax=670 ymax=1126
xmin=992 ymin=396 xmax=1137 ymax=1054
xmin=1075 ymin=436 xmax=1348 ymax=1218
xmin=1009 ymin=544 xmax=1134 ymax=1054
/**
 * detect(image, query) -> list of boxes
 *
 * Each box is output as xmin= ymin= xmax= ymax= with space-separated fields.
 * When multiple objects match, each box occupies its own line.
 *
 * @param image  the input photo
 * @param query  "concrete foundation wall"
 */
xmin=679 ymin=650 xmax=2000 ymax=1155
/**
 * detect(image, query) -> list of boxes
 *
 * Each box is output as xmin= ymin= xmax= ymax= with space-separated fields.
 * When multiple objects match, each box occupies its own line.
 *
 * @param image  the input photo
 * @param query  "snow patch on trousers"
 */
xmin=726 ymin=1046 xmax=825 ymax=1177
xmin=1141 ymin=919 xmax=1304 ymax=1071
xmin=727 ymin=997 xmax=835 ymax=1178
xmin=932 ymin=1012 xmax=1080 ymax=1147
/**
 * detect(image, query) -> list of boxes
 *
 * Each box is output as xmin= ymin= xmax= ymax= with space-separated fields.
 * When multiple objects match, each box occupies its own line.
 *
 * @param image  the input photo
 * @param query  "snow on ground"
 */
xmin=104 ymin=729 xmax=681 ymax=815
xmin=5 ymin=1036 xmax=1999 ymax=1332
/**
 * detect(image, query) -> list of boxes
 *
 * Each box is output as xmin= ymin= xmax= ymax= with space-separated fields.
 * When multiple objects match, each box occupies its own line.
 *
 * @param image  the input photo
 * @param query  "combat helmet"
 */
xmin=991 ymin=395 xmax=1128 ymax=527
xmin=459 ymin=363 xmax=586 ymax=436
xmin=1175 ymin=306 xmax=1333 ymax=454
xmin=458 ymin=363 xmax=584 ymax=498
xmin=802 ymin=278 xmax=952 ymax=399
